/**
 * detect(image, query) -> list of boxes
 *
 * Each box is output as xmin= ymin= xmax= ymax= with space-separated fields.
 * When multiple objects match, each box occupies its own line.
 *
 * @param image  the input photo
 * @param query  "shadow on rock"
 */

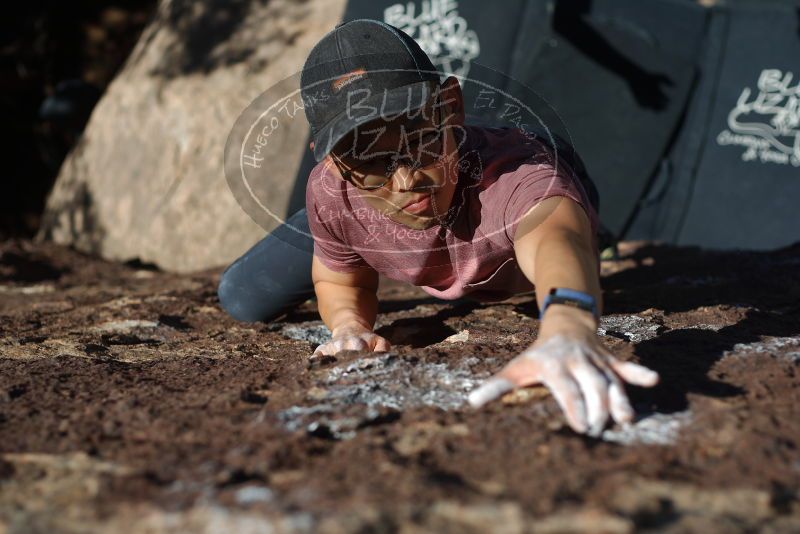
xmin=631 ymin=308 xmax=799 ymax=414
xmin=0 ymin=245 xmax=69 ymax=283
xmin=601 ymin=241 xmax=800 ymax=315
xmin=375 ymin=300 xmax=484 ymax=348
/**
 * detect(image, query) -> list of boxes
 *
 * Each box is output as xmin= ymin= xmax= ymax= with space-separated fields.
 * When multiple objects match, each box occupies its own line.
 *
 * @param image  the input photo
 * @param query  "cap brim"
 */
xmin=312 ymin=79 xmax=433 ymax=162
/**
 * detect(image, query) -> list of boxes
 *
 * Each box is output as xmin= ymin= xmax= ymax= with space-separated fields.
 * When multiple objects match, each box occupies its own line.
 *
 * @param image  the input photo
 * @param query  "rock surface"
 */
xmin=1 ymin=238 xmax=800 ymax=532
xmin=36 ymin=0 xmax=347 ymax=272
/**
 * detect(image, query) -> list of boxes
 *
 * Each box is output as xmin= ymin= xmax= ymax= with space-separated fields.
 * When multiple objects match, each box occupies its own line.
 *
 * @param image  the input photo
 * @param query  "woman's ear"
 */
xmin=309 ymin=141 xmax=315 ymax=151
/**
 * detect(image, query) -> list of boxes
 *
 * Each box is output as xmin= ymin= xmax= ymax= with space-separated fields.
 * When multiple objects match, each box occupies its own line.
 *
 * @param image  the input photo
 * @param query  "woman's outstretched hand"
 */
xmin=467 ymin=327 xmax=659 ymax=436
xmin=312 ymin=323 xmax=392 ymax=357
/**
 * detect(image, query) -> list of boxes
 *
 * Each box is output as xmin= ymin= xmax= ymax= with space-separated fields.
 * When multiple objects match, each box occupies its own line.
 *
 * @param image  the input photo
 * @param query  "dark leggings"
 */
xmin=217 ymin=137 xmax=601 ymax=323
xmin=217 ymin=208 xmax=316 ymax=323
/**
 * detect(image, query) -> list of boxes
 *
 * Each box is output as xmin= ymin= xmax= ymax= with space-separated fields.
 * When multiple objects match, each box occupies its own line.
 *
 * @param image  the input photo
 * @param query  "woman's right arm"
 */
xmin=311 ymin=255 xmax=391 ymax=356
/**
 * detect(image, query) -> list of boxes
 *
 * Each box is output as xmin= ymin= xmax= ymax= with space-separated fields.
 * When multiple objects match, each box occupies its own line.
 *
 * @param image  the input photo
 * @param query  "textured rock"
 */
xmin=106 ymin=504 xmax=314 ymax=534
xmin=530 ymin=509 xmax=633 ymax=534
xmin=279 ymin=354 xmax=494 ymax=439
xmin=610 ymin=478 xmax=774 ymax=526
xmin=723 ymin=336 xmax=800 ymax=362
xmin=278 ymin=321 xmax=332 ymax=346
xmin=415 ymin=500 xmax=526 ymax=534
xmin=597 ymin=314 xmax=665 ymax=344
xmin=92 ymin=319 xmax=160 ymax=333
xmin=36 ymin=0 xmax=347 ymax=272
xmin=443 ymin=329 xmax=470 ymax=343
xmin=600 ymin=410 xmax=693 ymax=446
xmin=3 ymin=238 xmax=800 ymax=532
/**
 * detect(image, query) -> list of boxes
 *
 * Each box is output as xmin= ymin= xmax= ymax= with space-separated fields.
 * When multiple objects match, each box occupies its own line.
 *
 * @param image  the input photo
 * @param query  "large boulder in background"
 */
xmin=36 ymin=0 xmax=347 ymax=272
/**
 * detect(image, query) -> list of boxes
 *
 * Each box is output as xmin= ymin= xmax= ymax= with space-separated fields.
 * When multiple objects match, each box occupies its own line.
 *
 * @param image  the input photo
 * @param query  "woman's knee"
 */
xmin=217 ymin=265 xmax=253 ymax=322
xmin=216 ymin=211 xmax=315 ymax=323
xmin=217 ymin=260 xmax=305 ymax=323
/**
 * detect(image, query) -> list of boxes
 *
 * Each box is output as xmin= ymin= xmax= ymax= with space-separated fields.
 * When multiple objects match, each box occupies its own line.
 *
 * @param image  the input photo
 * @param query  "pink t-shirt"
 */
xmin=305 ymin=124 xmax=600 ymax=302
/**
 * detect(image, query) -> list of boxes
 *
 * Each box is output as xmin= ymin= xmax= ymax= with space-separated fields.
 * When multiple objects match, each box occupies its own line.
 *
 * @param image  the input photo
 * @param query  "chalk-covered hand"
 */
xmin=467 ymin=333 xmax=659 ymax=436
xmin=312 ymin=324 xmax=391 ymax=357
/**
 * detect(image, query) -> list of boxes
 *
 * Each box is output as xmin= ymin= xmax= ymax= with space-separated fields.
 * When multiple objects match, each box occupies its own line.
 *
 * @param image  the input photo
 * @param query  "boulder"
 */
xmin=36 ymin=0 xmax=346 ymax=272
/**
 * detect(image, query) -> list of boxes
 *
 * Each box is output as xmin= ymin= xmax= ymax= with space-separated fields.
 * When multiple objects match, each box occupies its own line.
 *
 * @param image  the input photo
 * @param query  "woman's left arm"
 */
xmin=468 ymin=195 xmax=659 ymax=435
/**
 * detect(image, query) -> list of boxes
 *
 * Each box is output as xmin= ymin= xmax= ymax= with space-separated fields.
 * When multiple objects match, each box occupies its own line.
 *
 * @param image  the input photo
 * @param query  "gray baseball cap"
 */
xmin=300 ymin=19 xmax=441 ymax=162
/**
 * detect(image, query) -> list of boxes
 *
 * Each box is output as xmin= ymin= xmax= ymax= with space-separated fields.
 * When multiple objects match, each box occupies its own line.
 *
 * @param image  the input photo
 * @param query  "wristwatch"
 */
xmin=539 ymin=287 xmax=599 ymax=321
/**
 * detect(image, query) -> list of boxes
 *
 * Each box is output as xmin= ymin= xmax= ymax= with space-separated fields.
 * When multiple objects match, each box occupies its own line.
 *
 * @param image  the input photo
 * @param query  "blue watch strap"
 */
xmin=539 ymin=287 xmax=598 ymax=321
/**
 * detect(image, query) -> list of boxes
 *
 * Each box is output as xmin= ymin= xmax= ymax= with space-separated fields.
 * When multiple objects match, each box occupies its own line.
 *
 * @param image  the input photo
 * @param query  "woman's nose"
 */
xmin=390 ymin=164 xmax=424 ymax=192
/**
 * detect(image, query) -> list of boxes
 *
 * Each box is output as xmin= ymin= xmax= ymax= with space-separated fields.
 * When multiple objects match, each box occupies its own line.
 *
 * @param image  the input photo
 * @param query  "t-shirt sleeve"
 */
xmin=498 ymin=151 xmax=599 ymax=247
xmin=305 ymin=172 xmax=371 ymax=273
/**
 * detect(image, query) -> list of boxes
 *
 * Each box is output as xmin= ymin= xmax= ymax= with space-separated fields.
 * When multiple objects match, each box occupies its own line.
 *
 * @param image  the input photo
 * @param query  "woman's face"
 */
xmin=325 ymin=78 xmax=466 ymax=231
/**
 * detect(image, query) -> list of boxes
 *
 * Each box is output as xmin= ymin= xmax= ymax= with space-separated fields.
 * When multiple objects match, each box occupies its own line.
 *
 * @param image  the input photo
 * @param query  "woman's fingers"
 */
xmin=468 ymin=357 xmax=542 ymax=408
xmin=313 ymin=334 xmax=392 ymax=357
xmin=467 ymin=376 xmax=515 ymax=408
xmin=607 ymin=372 xmax=635 ymax=425
xmin=464 ymin=337 xmax=654 ymax=436
xmin=609 ymin=359 xmax=660 ymax=387
xmin=335 ymin=336 xmax=366 ymax=352
xmin=543 ymin=370 xmax=588 ymax=434
xmin=499 ymin=356 xmax=544 ymax=388
xmin=572 ymin=365 xmax=610 ymax=436
xmin=372 ymin=336 xmax=392 ymax=352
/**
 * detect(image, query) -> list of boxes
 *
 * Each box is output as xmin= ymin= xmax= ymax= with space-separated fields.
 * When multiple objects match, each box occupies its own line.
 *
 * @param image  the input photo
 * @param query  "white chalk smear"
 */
xmin=722 ymin=336 xmax=800 ymax=362
xmin=601 ymin=410 xmax=692 ymax=446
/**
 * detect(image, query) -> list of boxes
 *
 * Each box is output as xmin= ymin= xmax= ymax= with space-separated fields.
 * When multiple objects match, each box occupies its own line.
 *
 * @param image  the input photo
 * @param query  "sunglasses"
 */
xmin=329 ymin=93 xmax=448 ymax=191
